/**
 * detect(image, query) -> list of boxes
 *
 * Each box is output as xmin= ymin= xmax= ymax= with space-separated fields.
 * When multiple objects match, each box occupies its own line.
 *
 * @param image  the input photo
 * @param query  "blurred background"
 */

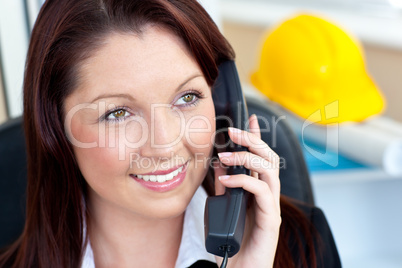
xmin=1 ymin=0 xmax=402 ymax=267
xmin=217 ymin=1 xmax=402 ymax=267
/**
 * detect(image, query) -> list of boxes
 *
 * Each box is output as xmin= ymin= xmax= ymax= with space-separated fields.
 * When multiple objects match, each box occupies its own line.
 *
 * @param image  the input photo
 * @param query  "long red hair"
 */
xmin=0 ymin=1 xmax=318 ymax=267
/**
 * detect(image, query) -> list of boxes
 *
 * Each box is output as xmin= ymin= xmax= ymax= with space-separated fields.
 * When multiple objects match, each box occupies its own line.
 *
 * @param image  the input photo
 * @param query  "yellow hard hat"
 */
xmin=251 ymin=14 xmax=385 ymax=124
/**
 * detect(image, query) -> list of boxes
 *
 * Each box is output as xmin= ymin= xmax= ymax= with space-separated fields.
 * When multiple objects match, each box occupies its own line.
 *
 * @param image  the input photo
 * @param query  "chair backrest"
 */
xmin=245 ymin=96 xmax=315 ymax=205
xmin=0 ymin=117 xmax=27 ymax=249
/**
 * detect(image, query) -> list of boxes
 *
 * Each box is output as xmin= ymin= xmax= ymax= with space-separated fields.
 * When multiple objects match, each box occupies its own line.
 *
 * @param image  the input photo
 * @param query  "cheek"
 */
xmin=74 ymin=147 xmax=123 ymax=199
xmin=185 ymin=103 xmax=216 ymax=150
xmin=67 ymin=116 xmax=99 ymax=145
xmin=185 ymin=117 xmax=214 ymax=148
xmin=75 ymin=146 xmax=122 ymax=175
xmin=69 ymin=121 xmax=130 ymax=184
xmin=74 ymin=143 xmax=132 ymax=198
xmin=69 ymin=117 xmax=147 ymax=160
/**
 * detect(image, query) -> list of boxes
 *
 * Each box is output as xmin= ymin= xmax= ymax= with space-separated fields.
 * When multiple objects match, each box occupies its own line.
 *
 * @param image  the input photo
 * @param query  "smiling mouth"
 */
xmin=134 ymin=165 xmax=185 ymax=183
xmin=131 ymin=162 xmax=188 ymax=183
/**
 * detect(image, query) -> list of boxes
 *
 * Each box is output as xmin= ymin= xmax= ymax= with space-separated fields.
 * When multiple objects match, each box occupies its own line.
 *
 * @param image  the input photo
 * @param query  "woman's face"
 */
xmin=64 ymin=26 xmax=216 ymax=220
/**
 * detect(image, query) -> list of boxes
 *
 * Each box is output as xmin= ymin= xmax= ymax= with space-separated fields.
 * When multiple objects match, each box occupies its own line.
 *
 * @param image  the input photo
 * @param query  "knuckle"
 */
xmin=233 ymin=151 xmax=248 ymax=166
xmin=255 ymin=139 xmax=268 ymax=149
xmin=269 ymin=151 xmax=280 ymax=163
xmin=268 ymin=149 xmax=278 ymax=158
xmin=242 ymin=152 xmax=250 ymax=166
xmin=261 ymin=158 xmax=271 ymax=170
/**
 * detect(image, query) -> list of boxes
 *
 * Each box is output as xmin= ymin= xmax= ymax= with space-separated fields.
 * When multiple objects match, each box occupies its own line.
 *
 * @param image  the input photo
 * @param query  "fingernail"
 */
xmin=219 ymin=175 xmax=231 ymax=181
xmin=228 ymin=127 xmax=241 ymax=133
xmin=218 ymin=152 xmax=232 ymax=158
xmin=251 ymin=114 xmax=257 ymax=120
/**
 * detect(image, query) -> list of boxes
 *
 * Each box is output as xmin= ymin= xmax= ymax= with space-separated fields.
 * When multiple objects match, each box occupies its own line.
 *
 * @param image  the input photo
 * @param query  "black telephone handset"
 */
xmin=204 ymin=61 xmax=251 ymax=259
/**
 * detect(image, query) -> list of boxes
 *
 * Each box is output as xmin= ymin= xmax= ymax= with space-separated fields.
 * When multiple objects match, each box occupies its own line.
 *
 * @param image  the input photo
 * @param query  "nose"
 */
xmin=139 ymin=104 xmax=184 ymax=159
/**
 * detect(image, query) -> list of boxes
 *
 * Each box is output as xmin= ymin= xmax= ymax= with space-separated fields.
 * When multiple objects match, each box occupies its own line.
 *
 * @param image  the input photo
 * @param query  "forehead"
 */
xmin=74 ymin=26 xmax=199 ymax=100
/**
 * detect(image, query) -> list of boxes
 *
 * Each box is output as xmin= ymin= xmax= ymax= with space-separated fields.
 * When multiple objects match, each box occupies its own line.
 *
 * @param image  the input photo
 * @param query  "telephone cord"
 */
xmin=219 ymin=249 xmax=228 ymax=268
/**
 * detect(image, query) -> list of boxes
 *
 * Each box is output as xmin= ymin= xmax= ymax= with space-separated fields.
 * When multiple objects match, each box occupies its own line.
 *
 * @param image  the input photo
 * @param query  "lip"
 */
xmin=130 ymin=161 xmax=189 ymax=193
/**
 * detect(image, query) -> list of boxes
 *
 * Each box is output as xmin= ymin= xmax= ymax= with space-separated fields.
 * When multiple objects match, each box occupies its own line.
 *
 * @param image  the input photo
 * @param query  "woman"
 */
xmin=0 ymin=0 xmax=340 ymax=267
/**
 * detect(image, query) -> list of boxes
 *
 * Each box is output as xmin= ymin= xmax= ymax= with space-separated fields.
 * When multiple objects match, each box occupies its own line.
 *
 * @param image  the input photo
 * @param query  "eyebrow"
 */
xmin=90 ymin=73 xmax=203 ymax=103
xmin=91 ymin=93 xmax=135 ymax=103
xmin=174 ymin=73 xmax=203 ymax=93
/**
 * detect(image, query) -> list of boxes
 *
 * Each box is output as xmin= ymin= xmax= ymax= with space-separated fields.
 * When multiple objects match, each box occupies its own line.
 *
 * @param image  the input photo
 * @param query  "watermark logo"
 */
xmin=301 ymin=100 xmax=339 ymax=167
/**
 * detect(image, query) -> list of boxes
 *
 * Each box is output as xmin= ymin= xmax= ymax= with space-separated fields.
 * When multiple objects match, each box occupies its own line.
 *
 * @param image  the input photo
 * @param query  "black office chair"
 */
xmin=0 ymin=117 xmax=27 ymax=249
xmin=246 ymin=96 xmax=314 ymax=205
xmin=0 ymin=96 xmax=314 ymax=249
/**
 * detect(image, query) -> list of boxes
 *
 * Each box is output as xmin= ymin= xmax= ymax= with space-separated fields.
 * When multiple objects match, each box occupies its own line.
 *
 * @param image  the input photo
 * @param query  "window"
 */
xmin=244 ymin=0 xmax=402 ymax=17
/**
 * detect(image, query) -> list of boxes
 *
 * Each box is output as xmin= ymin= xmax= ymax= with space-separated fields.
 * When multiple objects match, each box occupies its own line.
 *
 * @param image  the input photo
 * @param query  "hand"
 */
xmin=214 ymin=114 xmax=281 ymax=268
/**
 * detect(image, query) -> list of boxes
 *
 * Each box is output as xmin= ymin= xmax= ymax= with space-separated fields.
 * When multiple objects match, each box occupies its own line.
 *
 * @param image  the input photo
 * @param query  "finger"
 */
xmin=248 ymin=114 xmax=260 ymax=179
xmin=218 ymin=174 xmax=279 ymax=215
xmin=213 ymin=159 xmax=226 ymax=196
xmin=228 ymin=127 xmax=280 ymax=166
xmin=248 ymin=114 xmax=261 ymax=139
xmin=218 ymin=151 xmax=280 ymax=208
xmin=218 ymin=151 xmax=279 ymax=180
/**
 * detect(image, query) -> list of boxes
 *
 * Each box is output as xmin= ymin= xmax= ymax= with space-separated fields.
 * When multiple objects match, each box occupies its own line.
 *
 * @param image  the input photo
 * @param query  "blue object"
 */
xmin=299 ymin=137 xmax=370 ymax=172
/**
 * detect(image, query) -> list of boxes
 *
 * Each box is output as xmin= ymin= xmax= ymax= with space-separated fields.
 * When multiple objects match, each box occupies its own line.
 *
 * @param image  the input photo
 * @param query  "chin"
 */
xmin=143 ymin=197 xmax=191 ymax=220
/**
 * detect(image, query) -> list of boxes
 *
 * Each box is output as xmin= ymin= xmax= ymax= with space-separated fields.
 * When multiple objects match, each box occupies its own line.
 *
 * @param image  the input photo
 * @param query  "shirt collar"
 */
xmin=81 ymin=186 xmax=216 ymax=268
xmin=175 ymin=186 xmax=216 ymax=267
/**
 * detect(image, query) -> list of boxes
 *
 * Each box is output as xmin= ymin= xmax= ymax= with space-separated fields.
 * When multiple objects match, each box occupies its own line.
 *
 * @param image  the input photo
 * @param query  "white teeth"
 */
xmin=166 ymin=172 xmax=174 ymax=181
xmin=136 ymin=166 xmax=184 ymax=183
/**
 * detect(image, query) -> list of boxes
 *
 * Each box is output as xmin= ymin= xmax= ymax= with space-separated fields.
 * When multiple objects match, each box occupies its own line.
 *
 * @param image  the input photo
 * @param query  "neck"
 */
xmin=87 ymin=194 xmax=184 ymax=268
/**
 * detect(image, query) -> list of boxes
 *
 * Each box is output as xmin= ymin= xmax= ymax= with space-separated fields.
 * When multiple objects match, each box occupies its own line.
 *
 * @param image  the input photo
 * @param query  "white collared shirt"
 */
xmin=81 ymin=187 xmax=216 ymax=268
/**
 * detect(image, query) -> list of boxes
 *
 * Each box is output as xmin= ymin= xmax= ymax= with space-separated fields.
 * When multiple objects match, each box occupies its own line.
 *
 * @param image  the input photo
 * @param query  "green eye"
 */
xmin=112 ymin=109 xmax=126 ymax=118
xmin=175 ymin=93 xmax=198 ymax=106
xmin=173 ymin=90 xmax=204 ymax=107
xmin=105 ymin=109 xmax=130 ymax=121
xmin=182 ymin=94 xmax=195 ymax=103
